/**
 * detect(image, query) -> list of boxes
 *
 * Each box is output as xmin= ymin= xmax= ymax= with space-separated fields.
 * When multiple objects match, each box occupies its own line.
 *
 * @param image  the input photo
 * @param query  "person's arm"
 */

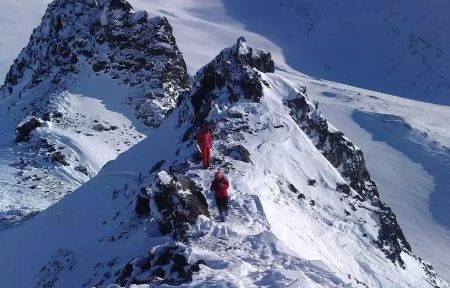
xmin=208 ymin=133 xmax=213 ymax=148
xmin=220 ymin=178 xmax=229 ymax=190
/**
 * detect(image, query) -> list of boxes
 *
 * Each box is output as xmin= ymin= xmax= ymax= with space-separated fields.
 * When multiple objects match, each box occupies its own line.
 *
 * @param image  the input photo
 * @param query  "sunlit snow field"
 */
xmin=0 ymin=0 xmax=449 ymax=281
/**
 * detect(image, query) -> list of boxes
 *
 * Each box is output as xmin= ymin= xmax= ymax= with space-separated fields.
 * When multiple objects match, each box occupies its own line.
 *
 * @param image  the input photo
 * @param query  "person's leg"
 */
xmin=201 ymin=147 xmax=208 ymax=168
xmin=215 ymin=196 xmax=226 ymax=222
xmin=205 ymin=147 xmax=211 ymax=168
xmin=224 ymin=196 xmax=229 ymax=216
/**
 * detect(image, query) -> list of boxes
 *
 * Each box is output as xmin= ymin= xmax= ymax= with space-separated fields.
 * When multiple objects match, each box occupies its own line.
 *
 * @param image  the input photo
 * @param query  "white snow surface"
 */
xmin=0 ymin=0 xmax=449 ymax=284
xmin=0 ymin=67 xmax=446 ymax=287
xmin=0 ymin=69 xmax=147 ymax=223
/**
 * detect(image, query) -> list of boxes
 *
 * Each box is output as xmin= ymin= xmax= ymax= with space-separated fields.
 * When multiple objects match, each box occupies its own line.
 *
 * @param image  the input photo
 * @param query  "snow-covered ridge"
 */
xmin=0 ymin=0 xmax=189 ymax=224
xmin=0 ymin=38 xmax=447 ymax=287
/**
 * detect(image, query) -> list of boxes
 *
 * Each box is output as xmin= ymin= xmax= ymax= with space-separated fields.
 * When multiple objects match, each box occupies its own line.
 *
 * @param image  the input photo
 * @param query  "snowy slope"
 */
xmin=0 ymin=0 xmax=449 ymax=283
xmin=222 ymin=0 xmax=450 ymax=105
xmin=0 ymin=0 xmax=189 ymax=224
xmin=290 ymin=71 xmax=450 ymax=281
xmin=126 ymin=1 xmax=450 ymax=280
xmin=0 ymin=38 xmax=447 ymax=288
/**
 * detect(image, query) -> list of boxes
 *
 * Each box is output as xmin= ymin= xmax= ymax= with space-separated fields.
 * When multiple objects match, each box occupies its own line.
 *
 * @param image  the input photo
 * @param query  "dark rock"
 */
xmin=307 ymin=179 xmax=316 ymax=186
xmin=51 ymin=151 xmax=69 ymax=166
xmin=310 ymin=200 xmax=315 ymax=206
xmin=227 ymin=145 xmax=251 ymax=163
xmin=117 ymin=243 xmax=205 ymax=286
xmin=151 ymin=171 xmax=209 ymax=239
xmin=149 ymin=160 xmax=165 ymax=174
xmin=227 ymin=108 xmax=244 ymax=118
xmin=92 ymin=123 xmax=108 ymax=132
xmin=1 ymin=1 xmax=189 ymax=129
xmin=108 ymin=0 xmax=133 ymax=12
xmin=235 ymin=37 xmax=274 ymax=73
xmin=376 ymin=204 xmax=411 ymax=268
xmin=92 ymin=123 xmax=119 ymax=132
xmin=336 ymin=183 xmax=351 ymax=195
xmin=135 ymin=190 xmax=150 ymax=218
xmin=288 ymin=183 xmax=298 ymax=193
xmin=92 ymin=61 xmax=108 ymax=72
xmin=298 ymin=193 xmax=306 ymax=200
xmin=43 ymin=112 xmax=52 ymax=121
xmin=74 ymin=165 xmax=89 ymax=176
xmin=15 ymin=117 xmax=42 ymax=143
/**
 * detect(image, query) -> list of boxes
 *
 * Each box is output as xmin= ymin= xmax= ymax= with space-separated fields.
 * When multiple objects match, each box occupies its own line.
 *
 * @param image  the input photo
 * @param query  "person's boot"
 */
xmin=219 ymin=211 xmax=226 ymax=222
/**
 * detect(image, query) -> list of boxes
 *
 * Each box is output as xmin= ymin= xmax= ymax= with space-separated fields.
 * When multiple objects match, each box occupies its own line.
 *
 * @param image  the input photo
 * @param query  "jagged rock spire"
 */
xmin=179 ymin=38 xmax=274 ymax=125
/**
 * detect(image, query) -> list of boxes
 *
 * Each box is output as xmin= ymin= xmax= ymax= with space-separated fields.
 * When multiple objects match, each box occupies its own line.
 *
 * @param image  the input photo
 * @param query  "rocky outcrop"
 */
xmin=141 ymin=171 xmax=209 ymax=240
xmin=117 ymin=243 xmax=204 ymax=286
xmin=286 ymin=90 xmax=417 ymax=268
xmin=1 ymin=0 xmax=189 ymax=127
xmin=227 ymin=144 xmax=251 ymax=163
xmin=180 ymin=37 xmax=274 ymax=124
xmin=15 ymin=117 xmax=43 ymax=143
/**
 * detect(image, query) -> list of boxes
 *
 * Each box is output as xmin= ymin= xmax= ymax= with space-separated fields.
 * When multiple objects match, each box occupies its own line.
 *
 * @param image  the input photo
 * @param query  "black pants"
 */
xmin=215 ymin=196 xmax=229 ymax=215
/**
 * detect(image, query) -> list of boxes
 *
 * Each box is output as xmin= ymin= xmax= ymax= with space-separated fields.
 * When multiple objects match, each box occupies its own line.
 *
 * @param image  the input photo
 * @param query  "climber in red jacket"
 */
xmin=210 ymin=170 xmax=229 ymax=222
xmin=196 ymin=124 xmax=213 ymax=169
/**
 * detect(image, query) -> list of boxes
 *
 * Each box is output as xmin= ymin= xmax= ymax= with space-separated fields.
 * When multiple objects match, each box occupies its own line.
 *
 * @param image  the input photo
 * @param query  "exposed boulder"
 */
xmin=227 ymin=144 xmax=251 ymax=163
xmin=143 ymin=171 xmax=209 ymax=239
xmin=135 ymin=188 xmax=150 ymax=218
xmin=51 ymin=151 xmax=69 ymax=166
xmin=15 ymin=117 xmax=43 ymax=143
xmin=74 ymin=165 xmax=89 ymax=176
xmin=117 ymin=242 xmax=204 ymax=286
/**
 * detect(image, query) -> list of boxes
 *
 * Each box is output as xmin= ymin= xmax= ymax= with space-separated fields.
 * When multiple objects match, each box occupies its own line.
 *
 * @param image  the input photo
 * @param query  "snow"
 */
xmin=0 ymin=70 xmax=146 ymax=224
xmin=282 ymin=71 xmax=450 ymax=280
xmin=0 ymin=46 xmax=446 ymax=286
xmin=0 ymin=0 xmax=449 ymax=285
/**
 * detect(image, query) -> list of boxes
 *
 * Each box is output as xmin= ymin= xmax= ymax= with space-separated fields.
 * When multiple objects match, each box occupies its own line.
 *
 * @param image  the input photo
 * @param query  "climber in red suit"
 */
xmin=210 ymin=170 xmax=230 ymax=222
xmin=196 ymin=124 xmax=213 ymax=169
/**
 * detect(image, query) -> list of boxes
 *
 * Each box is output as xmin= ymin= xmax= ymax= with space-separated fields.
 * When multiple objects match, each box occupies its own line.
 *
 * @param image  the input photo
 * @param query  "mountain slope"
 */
xmin=130 ymin=0 xmax=450 ymax=278
xmin=222 ymin=0 xmax=450 ymax=105
xmin=0 ymin=39 xmax=446 ymax=288
xmin=0 ymin=0 xmax=188 ymax=224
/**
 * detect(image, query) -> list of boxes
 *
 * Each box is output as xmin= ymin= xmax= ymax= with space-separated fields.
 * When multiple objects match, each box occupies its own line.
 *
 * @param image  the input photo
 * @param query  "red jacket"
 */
xmin=211 ymin=176 xmax=229 ymax=197
xmin=196 ymin=128 xmax=212 ymax=150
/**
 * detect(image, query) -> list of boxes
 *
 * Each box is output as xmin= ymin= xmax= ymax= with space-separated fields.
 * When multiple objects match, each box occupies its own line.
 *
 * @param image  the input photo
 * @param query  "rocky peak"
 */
xmin=232 ymin=36 xmax=275 ymax=73
xmin=181 ymin=37 xmax=274 ymax=124
xmin=1 ymin=0 xmax=189 ymax=127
